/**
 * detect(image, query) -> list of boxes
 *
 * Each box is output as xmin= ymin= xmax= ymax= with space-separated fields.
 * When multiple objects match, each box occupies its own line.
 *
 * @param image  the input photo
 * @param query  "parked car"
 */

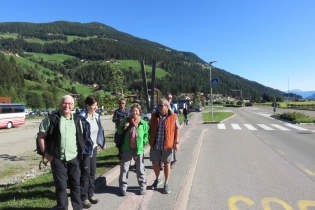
xmin=189 ymin=106 xmax=202 ymax=112
xmin=41 ymin=110 xmax=50 ymax=115
xmin=141 ymin=113 xmax=151 ymax=121
xmin=29 ymin=111 xmax=43 ymax=116
xmin=25 ymin=109 xmax=32 ymax=115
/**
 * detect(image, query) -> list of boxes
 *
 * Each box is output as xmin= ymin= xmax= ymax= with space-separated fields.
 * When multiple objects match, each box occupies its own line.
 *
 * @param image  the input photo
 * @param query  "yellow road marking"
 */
xmin=304 ymin=169 xmax=315 ymax=176
xmin=276 ymin=149 xmax=285 ymax=155
xmin=298 ymin=200 xmax=315 ymax=210
xmin=265 ymin=140 xmax=271 ymax=145
xmin=228 ymin=196 xmax=254 ymax=210
xmin=262 ymin=197 xmax=293 ymax=210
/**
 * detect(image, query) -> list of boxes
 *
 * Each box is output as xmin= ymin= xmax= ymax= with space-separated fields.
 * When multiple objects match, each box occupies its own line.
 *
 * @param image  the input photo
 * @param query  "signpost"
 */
xmin=211 ymin=78 xmax=219 ymax=86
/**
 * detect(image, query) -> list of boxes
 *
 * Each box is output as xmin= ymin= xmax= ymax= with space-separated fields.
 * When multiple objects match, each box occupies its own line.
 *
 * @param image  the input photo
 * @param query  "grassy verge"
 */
xmin=274 ymin=112 xmax=315 ymax=123
xmin=0 ymin=143 xmax=119 ymax=209
xmin=202 ymin=112 xmax=234 ymax=122
xmin=178 ymin=113 xmax=193 ymax=124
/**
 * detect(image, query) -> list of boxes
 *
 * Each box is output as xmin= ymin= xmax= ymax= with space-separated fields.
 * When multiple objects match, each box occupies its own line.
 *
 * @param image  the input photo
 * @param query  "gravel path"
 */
xmin=0 ymin=115 xmax=116 ymax=188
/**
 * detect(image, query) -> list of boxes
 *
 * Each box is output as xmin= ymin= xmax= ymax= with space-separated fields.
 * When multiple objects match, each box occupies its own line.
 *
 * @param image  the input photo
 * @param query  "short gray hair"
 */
xmin=159 ymin=98 xmax=170 ymax=109
xmin=60 ymin=95 xmax=74 ymax=104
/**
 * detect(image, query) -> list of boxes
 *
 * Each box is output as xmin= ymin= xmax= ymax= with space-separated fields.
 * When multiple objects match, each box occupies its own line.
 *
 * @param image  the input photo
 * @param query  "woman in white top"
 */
xmin=78 ymin=96 xmax=105 ymax=209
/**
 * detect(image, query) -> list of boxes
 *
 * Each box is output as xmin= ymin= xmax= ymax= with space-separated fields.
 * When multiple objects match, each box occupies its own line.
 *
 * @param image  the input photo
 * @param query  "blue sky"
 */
xmin=1 ymin=0 xmax=314 ymax=91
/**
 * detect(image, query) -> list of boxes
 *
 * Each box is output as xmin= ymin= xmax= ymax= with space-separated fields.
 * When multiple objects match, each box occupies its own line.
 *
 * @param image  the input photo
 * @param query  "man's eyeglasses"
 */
xmin=158 ymin=104 xmax=166 ymax=107
xmin=120 ymin=103 xmax=125 ymax=104
xmin=62 ymin=103 xmax=73 ymax=106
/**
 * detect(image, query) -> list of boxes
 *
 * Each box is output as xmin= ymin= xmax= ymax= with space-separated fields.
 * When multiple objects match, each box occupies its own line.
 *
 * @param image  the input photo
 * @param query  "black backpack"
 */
xmin=35 ymin=113 xmax=60 ymax=169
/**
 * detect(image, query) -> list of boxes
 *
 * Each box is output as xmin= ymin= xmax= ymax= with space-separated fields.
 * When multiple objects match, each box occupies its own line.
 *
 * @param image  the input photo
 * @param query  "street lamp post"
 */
xmin=209 ymin=61 xmax=217 ymax=122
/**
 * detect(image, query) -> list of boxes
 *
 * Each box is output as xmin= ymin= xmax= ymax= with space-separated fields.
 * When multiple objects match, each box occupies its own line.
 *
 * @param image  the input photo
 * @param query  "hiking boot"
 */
xmin=163 ymin=183 xmax=170 ymax=194
xmin=88 ymin=196 xmax=99 ymax=204
xmin=82 ymin=199 xmax=92 ymax=209
xmin=120 ymin=189 xmax=127 ymax=196
xmin=140 ymin=188 xmax=146 ymax=195
xmin=151 ymin=179 xmax=162 ymax=190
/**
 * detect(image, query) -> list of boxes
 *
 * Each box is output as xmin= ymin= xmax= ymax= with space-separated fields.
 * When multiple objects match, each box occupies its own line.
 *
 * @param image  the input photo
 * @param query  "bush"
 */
xmin=275 ymin=112 xmax=315 ymax=123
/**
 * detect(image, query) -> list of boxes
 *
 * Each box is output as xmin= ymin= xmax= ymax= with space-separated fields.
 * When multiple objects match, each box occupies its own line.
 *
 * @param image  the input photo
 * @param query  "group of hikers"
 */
xmin=38 ymin=92 xmax=188 ymax=209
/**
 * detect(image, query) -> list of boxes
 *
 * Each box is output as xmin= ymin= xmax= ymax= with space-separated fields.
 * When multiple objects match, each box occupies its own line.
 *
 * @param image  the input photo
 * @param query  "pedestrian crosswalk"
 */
xmin=217 ymin=123 xmax=308 ymax=131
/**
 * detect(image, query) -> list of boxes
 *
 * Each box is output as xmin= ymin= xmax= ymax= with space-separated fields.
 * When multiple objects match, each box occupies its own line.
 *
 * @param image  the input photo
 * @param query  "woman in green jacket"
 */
xmin=117 ymin=103 xmax=149 ymax=196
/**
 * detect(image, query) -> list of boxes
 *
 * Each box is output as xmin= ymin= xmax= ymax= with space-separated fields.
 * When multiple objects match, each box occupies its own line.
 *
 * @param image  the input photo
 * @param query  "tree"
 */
xmin=77 ymin=94 xmax=86 ymax=109
xmin=26 ymin=92 xmax=44 ymax=109
xmin=94 ymin=92 xmax=103 ymax=108
xmin=42 ymin=91 xmax=55 ymax=109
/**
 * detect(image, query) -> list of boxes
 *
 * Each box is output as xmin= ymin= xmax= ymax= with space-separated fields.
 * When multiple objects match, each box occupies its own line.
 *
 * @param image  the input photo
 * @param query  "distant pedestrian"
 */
xmin=112 ymin=99 xmax=130 ymax=160
xmin=38 ymin=95 xmax=84 ymax=210
xmin=183 ymin=104 xmax=189 ymax=125
xmin=117 ymin=103 xmax=149 ymax=196
xmin=149 ymin=98 xmax=180 ymax=194
xmin=78 ymin=96 xmax=105 ymax=209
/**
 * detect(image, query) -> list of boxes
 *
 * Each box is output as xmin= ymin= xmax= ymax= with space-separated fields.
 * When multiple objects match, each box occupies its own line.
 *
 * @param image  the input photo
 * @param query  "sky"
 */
xmin=1 ymin=0 xmax=314 ymax=91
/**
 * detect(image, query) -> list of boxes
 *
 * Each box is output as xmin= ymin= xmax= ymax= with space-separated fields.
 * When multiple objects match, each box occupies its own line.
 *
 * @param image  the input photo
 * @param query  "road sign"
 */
xmin=211 ymin=78 xmax=219 ymax=86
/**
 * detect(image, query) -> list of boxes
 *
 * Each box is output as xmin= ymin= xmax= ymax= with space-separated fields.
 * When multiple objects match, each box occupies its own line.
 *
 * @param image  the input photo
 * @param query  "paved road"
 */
xmin=85 ymin=108 xmax=315 ymax=210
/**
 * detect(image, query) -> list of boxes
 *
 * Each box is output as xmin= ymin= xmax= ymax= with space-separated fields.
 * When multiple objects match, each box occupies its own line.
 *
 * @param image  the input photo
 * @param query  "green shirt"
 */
xmin=39 ymin=111 xmax=82 ymax=161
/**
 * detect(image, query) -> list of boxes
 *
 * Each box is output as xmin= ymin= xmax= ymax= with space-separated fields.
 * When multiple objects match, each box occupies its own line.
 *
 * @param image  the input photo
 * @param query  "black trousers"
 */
xmin=51 ymin=157 xmax=82 ymax=210
xmin=80 ymin=147 xmax=97 ymax=201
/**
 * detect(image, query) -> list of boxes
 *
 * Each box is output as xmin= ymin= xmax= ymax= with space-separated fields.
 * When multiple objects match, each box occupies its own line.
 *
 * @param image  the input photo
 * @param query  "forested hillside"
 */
xmin=0 ymin=21 xmax=288 ymax=106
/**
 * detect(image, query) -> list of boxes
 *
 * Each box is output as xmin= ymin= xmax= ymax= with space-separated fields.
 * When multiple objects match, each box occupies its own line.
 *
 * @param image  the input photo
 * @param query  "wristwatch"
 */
xmin=175 ymin=142 xmax=179 ymax=144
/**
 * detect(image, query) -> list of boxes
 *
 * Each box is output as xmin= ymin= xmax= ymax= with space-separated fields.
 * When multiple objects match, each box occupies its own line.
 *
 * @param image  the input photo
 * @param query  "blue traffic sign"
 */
xmin=211 ymin=78 xmax=219 ymax=86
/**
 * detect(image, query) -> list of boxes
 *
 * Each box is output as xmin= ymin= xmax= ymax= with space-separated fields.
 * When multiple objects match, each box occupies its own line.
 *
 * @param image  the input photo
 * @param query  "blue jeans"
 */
xmin=184 ymin=115 xmax=188 ymax=124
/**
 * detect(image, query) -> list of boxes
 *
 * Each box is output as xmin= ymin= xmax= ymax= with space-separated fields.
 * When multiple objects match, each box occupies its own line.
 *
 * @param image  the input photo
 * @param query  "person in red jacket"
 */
xmin=149 ymin=98 xmax=180 ymax=194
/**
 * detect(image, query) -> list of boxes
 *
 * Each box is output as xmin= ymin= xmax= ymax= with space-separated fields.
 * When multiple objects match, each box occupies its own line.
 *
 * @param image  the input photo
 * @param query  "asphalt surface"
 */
xmin=72 ymin=107 xmax=315 ymax=210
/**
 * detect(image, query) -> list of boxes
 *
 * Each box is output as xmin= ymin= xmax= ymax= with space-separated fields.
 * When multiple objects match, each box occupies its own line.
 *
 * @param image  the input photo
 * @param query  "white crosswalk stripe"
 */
xmin=270 ymin=124 xmax=290 ymax=130
xmin=218 ymin=124 xmax=226 ymax=129
xmin=217 ymin=123 xmax=308 ymax=131
xmin=231 ymin=124 xmax=242 ymax=129
xmin=284 ymin=123 xmax=308 ymax=131
xmin=257 ymin=124 xmax=274 ymax=130
xmin=244 ymin=124 xmax=257 ymax=130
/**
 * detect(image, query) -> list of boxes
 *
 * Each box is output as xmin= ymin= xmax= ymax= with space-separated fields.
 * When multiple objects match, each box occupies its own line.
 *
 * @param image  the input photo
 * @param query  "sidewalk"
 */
xmin=61 ymin=112 xmax=209 ymax=210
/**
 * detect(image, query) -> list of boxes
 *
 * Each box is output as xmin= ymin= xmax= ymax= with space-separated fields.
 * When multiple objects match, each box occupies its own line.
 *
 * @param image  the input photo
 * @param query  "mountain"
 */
xmin=283 ymin=89 xmax=315 ymax=99
xmin=307 ymin=93 xmax=315 ymax=100
xmin=0 ymin=21 xmax=285 ymax=101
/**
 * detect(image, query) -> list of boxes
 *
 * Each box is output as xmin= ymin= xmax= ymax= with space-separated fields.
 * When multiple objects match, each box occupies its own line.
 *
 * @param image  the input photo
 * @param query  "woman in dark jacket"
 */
xmin=78 ymin=96 xmax=105 ymax=209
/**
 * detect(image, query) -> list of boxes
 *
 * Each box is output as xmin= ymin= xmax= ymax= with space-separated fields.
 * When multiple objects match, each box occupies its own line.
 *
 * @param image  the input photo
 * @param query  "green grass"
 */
xmin=106 ymin=60 xmax=170 ymax=79
xmin=30 ymin=53 xmax=76 ymax=65
xmin=0 ymin=33 xmax=18 ymax=39
xmin=202 ymin=112 xmax=234 ymax=122
xmin=5 ymin=54 xmax=59 ymax=79
xmin=0 ymin=145 xmax=119 ymax=209
xmin=62 ymin=84 xmax=101 ymax=98
xmin=255 ymin=101 xmax=315 ymax=108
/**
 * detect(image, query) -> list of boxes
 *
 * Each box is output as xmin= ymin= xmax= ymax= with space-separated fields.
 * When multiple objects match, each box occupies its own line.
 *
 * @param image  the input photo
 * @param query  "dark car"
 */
xmin=29 ymin=111 xmax=42 ymax=116
xmin=245 ymin=102 xmax=253 ymax=107
xmin=189 ymin=106 xmax=202 ymax=112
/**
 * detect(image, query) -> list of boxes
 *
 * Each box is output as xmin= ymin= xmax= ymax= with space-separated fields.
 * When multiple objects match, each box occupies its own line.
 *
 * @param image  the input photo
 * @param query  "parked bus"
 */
xmin=0 ymin=103 xmax=26 ymax=129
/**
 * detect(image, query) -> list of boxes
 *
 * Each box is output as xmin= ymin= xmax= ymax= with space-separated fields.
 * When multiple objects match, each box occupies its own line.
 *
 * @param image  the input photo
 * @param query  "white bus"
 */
xmin=0 ymin=103 xmax=26 ymax=129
